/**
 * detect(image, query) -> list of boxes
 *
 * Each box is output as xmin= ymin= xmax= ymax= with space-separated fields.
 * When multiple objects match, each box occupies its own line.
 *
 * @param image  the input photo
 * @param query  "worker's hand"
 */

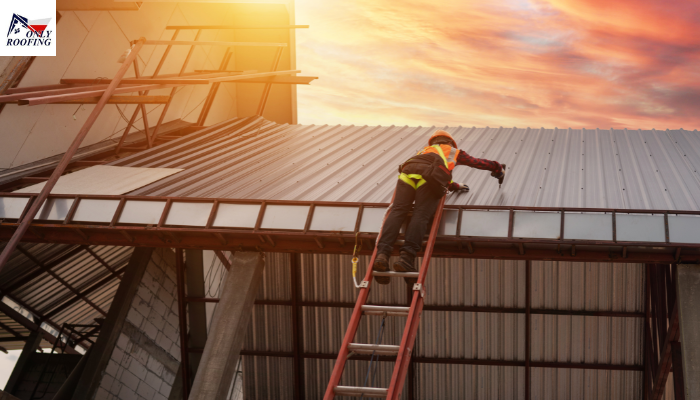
xmin=455 ymin=183 xmax=469 ymax=192
xmin=491 ymin=164 xmax=506 ymax=185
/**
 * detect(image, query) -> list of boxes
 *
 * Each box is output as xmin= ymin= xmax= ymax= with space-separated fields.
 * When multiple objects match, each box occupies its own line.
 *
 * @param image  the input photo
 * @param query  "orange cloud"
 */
xmin=294 ymin=0 xmax=700 ymax=129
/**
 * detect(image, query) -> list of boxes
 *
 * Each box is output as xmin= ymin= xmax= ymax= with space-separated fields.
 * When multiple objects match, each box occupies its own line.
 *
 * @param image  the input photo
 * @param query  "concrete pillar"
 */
xmin=3 ymin=330 xmax=41 ymax=394
xmin=72 ymin=247 xmax=154 ymax=400
xmin=677 ymin=264 xmax=700 ymax=398
xmin=185 ymin=250 xmax=207 ymax=375
xmin=189 ymin=252 xmax=264 ymax=400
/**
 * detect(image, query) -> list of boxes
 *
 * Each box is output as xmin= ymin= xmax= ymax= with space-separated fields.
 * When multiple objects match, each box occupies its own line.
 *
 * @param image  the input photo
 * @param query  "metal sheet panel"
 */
xmin=14 ymin=165 xmax=183 ymax=195
xmin=105 ymin=118 xmax=700 ymax=217
xmin=0 ymin=196 xmax=30 ymax=219
xmin=309 ymin=206 xmax=359 ymax=232
xmin=668 ymin=215 xmax=700 ymax=243
xmin=213 ymin=203 xmax=261 ymax=228
xmin=512 ymin=211 xmax=560 ymax=239
xmin=72 ymin=199 xmax=120 ymax=223
xmin=616 ymin=214 xmax=666 ymax=242
xmin=36 ymin=198 xmax=74 ymax=221
xmin=564 ymin=213 xmax=613 ymax=241
xmin=359 ymin=207 xmax=388 ymax=233
xmin=242 ymin=253 xmax=645 ymax=399
xmin=438 ymin=209 xmax=459 ymax=236
xmin=165 ymin=202 xmax=213 ymax=226
xmin=118 ymin=200 xmax=166 ymax=225
xmin=461 ymin=210 xmax=510 ymax=237
xmin=260 ymin=205 xmax=310 ymax=230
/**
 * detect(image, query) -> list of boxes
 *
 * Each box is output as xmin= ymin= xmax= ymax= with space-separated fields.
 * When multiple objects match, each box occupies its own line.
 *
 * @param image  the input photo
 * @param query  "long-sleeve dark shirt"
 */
xmin=447 ymin=150 xmax=502 ymax=190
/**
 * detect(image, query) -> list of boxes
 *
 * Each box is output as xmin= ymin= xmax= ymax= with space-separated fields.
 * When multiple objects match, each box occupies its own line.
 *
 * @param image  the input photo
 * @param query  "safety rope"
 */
xmin=352 ymin=232 xmax=363 ymax=288
xmin=360 ymin=314 xmax=387 ymax=399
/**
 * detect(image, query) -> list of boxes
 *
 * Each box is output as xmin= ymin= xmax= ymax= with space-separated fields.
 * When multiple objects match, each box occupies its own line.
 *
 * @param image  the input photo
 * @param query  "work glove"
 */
xmin=491 ymin=163 xmax=506 ymax=185
xmin=453 ymin=183 xmax=469 ymax=192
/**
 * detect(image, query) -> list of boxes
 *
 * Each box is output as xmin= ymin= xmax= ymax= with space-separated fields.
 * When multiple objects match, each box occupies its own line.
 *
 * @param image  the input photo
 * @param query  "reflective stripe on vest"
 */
xmin=422 ymin=144 xmax=459 ymax=170
xmin=399 ymin=173 xmax=426 ymax=189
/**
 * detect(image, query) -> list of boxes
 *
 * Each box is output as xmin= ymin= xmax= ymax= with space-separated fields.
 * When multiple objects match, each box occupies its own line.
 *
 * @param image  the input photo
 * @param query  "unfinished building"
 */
xmin=0 ymin=2 xmax=699 ymax=400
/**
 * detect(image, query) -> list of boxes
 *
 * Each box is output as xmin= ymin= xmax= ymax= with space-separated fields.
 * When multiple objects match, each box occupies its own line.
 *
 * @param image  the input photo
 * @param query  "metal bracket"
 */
xmin=359 ymin=280 xmax=369 ymax=288
xmin=412 ymin=283 xmax=425 ymax=297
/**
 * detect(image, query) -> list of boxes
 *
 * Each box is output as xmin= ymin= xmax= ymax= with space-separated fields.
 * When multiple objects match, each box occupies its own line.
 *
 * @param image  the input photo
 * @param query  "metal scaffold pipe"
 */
xmin=0 ymin=38 xmax=147 ymax=273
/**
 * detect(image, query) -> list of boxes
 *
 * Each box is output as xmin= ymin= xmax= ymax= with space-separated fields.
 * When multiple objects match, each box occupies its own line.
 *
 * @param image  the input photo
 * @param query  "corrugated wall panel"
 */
xmin=241 ymin=253 xmax=646 ymax=398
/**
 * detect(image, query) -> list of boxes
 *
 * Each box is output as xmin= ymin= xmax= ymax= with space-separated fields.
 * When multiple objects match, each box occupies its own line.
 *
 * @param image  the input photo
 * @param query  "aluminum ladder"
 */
xmin=323 ymin=194 xmax=446 ymax=399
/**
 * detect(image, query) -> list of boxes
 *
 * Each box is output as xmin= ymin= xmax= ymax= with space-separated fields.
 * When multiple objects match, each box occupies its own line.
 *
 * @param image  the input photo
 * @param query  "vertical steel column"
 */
xmin=176 ymin=248 xmax=191 ymax=398
xmin=0 ymin=38 xmax=146 ymax=272
xmin=255 ymin=46 xmax=284 ymax=116
xmin=671 ymin=342 xmax=685 ymax=400
xmin=643 ymin=266 xmax=651 ymax=400
xmin=115 ymin=29 xmax=180 ymax=154
xmin=290 ymin=253 xmax=305 ymax=400
xmin=525 ymin=260 xmax=531 ymax=400
xmin=151 ymin=29 xmax=202 ymax=142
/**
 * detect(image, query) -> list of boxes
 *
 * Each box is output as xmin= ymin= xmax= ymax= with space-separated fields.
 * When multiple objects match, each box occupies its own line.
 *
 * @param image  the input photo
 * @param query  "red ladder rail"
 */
xmin=386 ymin=196 xmax=445 ymax=399
xmin=323 ymin=193 xmax=446 ymax=399
xmin=323 ymin=191 xmax=396 ymax=399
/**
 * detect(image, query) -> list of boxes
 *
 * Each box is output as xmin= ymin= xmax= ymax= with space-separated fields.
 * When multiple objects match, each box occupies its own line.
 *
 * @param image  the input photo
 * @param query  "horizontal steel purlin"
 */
xmin=238 ymin=350 xmax=644 ymax=371
xmin=0 ymin=193 xmax=699 ymax=263
xmin=252 ymin=299 xmax=645 ymax=318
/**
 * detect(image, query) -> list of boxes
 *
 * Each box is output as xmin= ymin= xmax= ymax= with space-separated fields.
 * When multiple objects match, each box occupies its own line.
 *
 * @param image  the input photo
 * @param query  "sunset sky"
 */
xmin=294 ymin=0 xmax=700 ymax=129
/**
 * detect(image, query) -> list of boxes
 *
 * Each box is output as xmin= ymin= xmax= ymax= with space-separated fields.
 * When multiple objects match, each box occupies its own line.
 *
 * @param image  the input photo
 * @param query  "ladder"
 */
xmin=324 ymin=194 xmax=447 ymax=399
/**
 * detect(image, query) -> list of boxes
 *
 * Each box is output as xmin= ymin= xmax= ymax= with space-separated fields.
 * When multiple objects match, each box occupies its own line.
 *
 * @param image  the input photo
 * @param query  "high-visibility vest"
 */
xmin=419 ymin=144 xmax=459 ymax=171
xmin=398 ymin=144 xmax=459 ymax=189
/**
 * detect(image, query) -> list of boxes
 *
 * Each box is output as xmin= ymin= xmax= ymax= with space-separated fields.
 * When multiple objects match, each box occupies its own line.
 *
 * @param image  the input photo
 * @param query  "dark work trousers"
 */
xmin=376 ymin=179 xmax=443 ymax=257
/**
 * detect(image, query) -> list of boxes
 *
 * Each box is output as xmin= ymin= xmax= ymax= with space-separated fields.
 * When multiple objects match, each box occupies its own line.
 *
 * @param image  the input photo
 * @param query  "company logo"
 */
xmin=6 ymin=13 xmax=52 ymax=47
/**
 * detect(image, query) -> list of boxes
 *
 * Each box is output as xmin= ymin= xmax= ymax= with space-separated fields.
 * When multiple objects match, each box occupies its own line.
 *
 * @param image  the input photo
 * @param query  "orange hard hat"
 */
xmin=428 ymin=129 xmax=457 ymax=148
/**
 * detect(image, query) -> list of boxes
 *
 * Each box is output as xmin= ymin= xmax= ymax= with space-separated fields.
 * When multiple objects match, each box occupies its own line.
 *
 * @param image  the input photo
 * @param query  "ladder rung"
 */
xmin=372 ymin=271 xmax=418 ymax=278
xmin=334 ymin=386 xmax=388 ymax=398
xmin=362 ymin=305 xmax=410 ymax=316
xmin=347 ymin=343 xmax=400 ymax=355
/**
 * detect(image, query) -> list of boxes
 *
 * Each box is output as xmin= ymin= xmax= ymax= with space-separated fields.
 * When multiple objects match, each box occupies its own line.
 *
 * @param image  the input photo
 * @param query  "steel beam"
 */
xmin=44 ymin=264 xmax=127 ymax=319
xmin=16 ymin=245 xmax=107 ymax=316
xmin=239 ymin=350 xmax=644 ymax=371
xmin=3 ymin=245 xmax=86 ymax=294
xmin=150 ymin=29 xmax=202 ymax=143
xmin=290 ymin=253 xmax=304 ymax=400
xmin=0 ymin=299 xmax=80 ymax=354
xmin=0 ymin=38 xmax=147 ymax=273
xmin=651 ymin=305 xmax=679 ymax=400
xmin=83 ymin=247 xmax=123 ymax=280
xmin=252 ymin=299 xmax=644 ymax=318
xmin=525 ymin=260 xmax=531 ymax=400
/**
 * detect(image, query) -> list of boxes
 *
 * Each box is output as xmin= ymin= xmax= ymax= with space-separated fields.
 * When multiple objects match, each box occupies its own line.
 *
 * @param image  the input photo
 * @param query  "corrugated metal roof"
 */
xmin=242 ymin=253 xmax=645 ymax=399
xmin=108 ymin=116 xmax=700 ymax=211
xmin=0 ymin=243 xmax=133 ymax=350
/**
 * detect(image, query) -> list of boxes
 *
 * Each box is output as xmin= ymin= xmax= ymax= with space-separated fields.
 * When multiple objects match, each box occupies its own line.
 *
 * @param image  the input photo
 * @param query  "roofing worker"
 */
xmin=373 ymin=129 xmax=505 ymax=284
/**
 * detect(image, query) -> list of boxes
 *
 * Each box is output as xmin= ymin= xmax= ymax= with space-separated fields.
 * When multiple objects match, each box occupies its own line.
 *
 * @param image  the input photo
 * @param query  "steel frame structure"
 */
xmin=644 ymin=264 xmax=686 ymax=400
xmin=0 ymin=244 xmax=126 ymax=352
xmin=0 ymin=20 xmax=690 ymax=399
xmin=185 ymin=256 xmax=664 ymax=400
xmin=0 ymin=23 xmax=314 ymax=273
xmin=1 ymin=193 xmax=699 ymax=264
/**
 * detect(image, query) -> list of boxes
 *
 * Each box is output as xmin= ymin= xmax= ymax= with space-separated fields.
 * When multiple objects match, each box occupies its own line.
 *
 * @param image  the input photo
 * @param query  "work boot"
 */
xmin=392 ymin=251 xmax=417 ymax=285
xmin=372 ymin=253 xmax=391 ymax=285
